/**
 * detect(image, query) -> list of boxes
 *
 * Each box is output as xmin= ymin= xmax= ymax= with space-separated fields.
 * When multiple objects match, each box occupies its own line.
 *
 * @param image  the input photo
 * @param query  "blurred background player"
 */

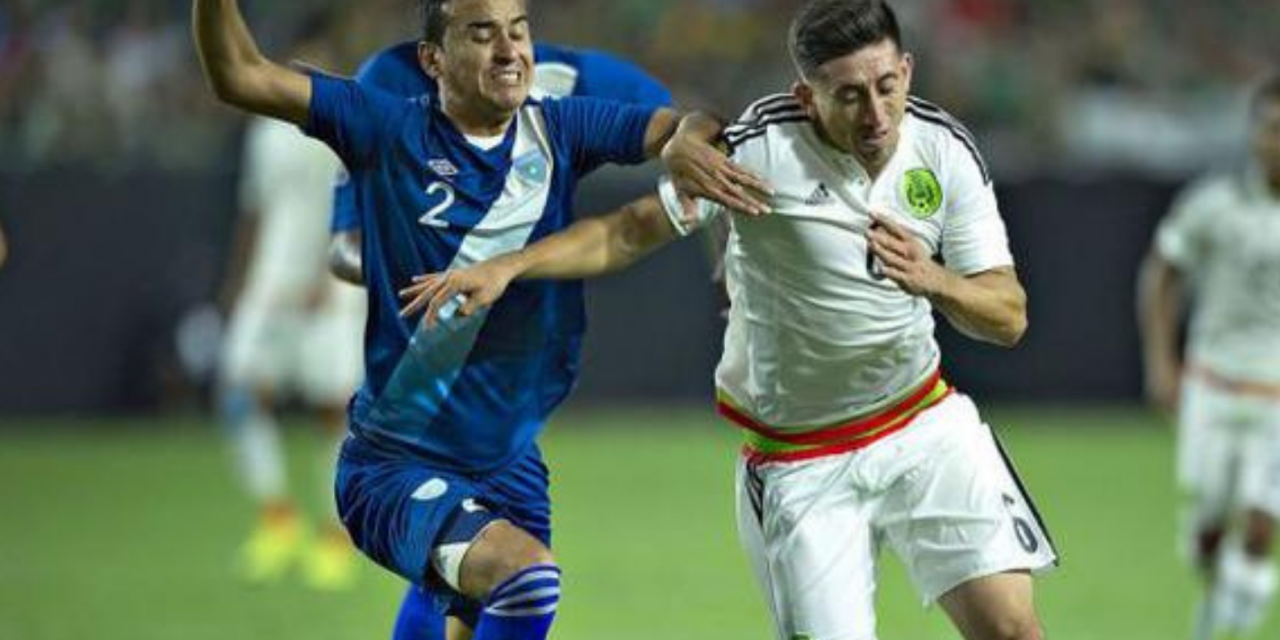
xmin=1139 ymin=76 xmax=1280 ymax=640
xmin=327 ymin=32 xmax=675 ymax=640
xmin=0 ymin=218 xmax=8 ymax=271
xmin=216 ymin=11 xmax=363 ymax=590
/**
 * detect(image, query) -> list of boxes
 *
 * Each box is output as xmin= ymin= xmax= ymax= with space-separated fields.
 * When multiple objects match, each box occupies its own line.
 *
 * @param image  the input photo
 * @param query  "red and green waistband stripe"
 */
xmin=718 ymin=369 xmax=953 ymax=464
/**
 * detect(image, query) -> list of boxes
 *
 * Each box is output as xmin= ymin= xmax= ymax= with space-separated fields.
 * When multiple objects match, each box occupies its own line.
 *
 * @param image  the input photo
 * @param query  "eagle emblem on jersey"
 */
xmin=901 ymin=168 xmax=943 ymax=218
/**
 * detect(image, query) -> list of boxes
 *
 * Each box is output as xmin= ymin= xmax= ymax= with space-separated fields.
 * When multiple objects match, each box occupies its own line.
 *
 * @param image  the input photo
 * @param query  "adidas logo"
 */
xmin=804 ymin=183 xmax=832 ymax=206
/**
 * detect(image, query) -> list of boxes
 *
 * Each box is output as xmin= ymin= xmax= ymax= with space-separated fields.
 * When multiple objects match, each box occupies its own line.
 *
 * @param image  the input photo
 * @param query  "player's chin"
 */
xmin=485 ymin=87 xmax=528 ymax=112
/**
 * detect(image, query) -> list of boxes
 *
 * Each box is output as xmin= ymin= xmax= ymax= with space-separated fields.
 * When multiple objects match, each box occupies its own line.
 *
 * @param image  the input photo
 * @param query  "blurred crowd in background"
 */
xmin=1 ymin=0 xmax=1277 ymax=177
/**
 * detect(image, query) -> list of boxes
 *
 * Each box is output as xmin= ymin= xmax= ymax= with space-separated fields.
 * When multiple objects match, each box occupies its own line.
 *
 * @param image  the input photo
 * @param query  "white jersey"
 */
xmin=670 ymin=95 xmax=1013 ymax=429
xmin=1157 ymin=169 xmax=1280 ymax=385
xmin=238 ymin=116 xmax=344 ymax=306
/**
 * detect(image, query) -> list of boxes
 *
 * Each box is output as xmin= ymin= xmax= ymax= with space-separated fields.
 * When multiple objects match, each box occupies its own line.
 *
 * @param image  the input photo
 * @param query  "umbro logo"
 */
xmin=428 ymin=159 xmax=459 ymax=177
xmin=804 ymin=183 xmax=832 ymax=206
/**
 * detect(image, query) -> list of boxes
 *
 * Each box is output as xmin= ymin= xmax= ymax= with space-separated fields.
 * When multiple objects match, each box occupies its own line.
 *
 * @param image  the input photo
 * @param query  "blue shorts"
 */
xmin=335 ymin=435 xmax=551 ymax=622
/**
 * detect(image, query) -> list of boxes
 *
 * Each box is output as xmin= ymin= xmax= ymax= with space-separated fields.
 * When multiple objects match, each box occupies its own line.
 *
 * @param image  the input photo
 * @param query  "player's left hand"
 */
xmin=866 ymin=212 xmax=949 ymax=297
xmin=397 ymin=261 xmax=517 ymax=329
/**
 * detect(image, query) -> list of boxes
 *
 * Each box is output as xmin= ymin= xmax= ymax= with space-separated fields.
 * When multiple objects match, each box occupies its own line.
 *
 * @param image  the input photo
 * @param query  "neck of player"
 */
xmin=440 ymin=93 xmax=515 ymax=138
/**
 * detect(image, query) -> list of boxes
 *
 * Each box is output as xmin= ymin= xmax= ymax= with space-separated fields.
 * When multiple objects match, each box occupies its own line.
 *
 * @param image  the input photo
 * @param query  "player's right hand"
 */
xmin=397 ymin=262 xmax=516 ymax=329
xmin=662 ymin=114 xmax=772 ymax=216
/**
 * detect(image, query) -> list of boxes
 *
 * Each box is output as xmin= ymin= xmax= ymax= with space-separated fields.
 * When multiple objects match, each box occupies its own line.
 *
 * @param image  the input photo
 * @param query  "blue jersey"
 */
xmin=330 ymin=42 xmax=672 ymax=232
xmin=306 ymin=75 xmax=658 ymax=472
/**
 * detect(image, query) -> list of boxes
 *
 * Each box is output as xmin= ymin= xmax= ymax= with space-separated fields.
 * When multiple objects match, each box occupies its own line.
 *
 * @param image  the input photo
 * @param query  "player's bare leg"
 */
xmin=446 ymin=617 xmax=474 ymax=640
xmin=938 ymin=571 xmax=1044 ymax=640
xmin=452 ymin=521 xmax=560 ymax=640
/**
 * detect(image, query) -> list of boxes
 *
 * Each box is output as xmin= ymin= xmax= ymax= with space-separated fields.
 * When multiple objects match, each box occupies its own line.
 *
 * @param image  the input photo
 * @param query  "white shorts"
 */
xmin=220 ymin=280 xmax=365 ymax=405
xmin=735 ymin=393 xmax=1057 ymax=640
xmin=1178 ymin=375 xmax=1280 ymax=529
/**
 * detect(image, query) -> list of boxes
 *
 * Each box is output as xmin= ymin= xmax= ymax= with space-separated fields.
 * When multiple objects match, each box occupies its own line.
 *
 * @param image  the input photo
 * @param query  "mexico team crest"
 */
xmin=900 ymin=168 xmax=942 ymax=218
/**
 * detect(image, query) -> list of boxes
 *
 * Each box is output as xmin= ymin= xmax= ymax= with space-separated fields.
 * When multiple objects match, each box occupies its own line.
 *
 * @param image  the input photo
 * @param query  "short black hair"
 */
xmin=1252 ymin=75 xmax=1280 ymax=120
xmin=788 ymin=0 xmax=903 ymax=78
xmin=420 ymin=0 xmax=451 ymax=46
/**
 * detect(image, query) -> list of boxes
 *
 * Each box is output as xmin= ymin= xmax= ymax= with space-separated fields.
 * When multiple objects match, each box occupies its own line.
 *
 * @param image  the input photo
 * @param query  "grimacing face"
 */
xmin=795 ymin=39 xmax=913 ymax=173
xmin=1254 ymin=99 xmax=1280 ymax=186
xmin=421 ymin=0 xmax=534 ymax=125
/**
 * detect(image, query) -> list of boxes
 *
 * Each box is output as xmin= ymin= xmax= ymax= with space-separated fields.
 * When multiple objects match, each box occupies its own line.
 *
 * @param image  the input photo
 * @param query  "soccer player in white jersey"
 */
xmin=401 ymin=2 xmax=1057 ymax=639
xmin=1139 ymin=76 xmax=1280 ymax=640
xmin=216 ymin=15 xmax=364 ymax=590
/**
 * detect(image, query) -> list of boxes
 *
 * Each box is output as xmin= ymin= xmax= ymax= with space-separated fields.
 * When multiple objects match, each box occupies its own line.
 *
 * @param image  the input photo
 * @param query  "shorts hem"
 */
xmin=919 ymin=556 xmax=1058 ymax=607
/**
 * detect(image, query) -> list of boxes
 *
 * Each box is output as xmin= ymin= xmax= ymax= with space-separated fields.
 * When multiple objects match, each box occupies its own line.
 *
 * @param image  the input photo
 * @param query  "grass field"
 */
xmin=0 ymin=406 xmax=1274 ymax=640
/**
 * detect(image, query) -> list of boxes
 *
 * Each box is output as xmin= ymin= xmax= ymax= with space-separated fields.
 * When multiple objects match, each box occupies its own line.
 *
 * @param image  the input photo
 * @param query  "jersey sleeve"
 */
xmin=1155 ymin=178 xmax=1217 ymax=270
xmin=939 ymin=138 xmax=1013 ymax=275
xmin=303 ymin=73 xmax=402 ymax=170
xmin=542 ymin=96 xmax=659 ymax=174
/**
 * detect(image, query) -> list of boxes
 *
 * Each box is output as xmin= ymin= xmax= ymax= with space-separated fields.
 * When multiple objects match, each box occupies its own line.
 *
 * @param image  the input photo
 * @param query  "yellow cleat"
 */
xmin=303 ymin=530 xmax=358 ymax=591
xmin=235 ymin=512 xmax=306 ymax=585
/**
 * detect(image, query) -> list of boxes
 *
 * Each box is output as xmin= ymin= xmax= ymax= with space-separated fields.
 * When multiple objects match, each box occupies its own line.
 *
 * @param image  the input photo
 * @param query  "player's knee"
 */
xmin=457 ymin=520 xmax=556 ymax=600
xmin=1243 ymin=510 xmax=1276 ymax=558
xmin=985 ymin=616 xmax=1044 ymax=640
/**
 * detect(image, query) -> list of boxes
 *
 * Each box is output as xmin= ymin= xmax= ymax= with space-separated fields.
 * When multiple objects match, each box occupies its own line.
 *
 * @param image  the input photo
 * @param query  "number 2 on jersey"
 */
xmin=418 ymin=181 xmax=455 ymax=228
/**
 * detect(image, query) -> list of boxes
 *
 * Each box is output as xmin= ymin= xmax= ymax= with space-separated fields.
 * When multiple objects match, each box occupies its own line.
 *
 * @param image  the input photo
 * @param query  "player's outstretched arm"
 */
xmin=656 ymin=111 xmax=772 ymax=217
xmin=868 ymin=213 xmax=1027 ymax=347
xmin=1137 ymin=251 xmax=1184 ymax=413
xmin=398 ymin=196 xmax=681 ymax=327
xmin=192 ymin=0 xmax=311 ymax=124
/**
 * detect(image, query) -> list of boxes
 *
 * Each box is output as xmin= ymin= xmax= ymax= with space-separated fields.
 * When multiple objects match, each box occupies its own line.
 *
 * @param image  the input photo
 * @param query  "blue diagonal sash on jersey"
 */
xmin=365 ymin=105 xmax=555 ymax=462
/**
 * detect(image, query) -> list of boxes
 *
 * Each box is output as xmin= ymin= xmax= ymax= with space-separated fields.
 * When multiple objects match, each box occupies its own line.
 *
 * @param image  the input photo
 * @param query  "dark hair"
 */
xmin=788 ymin=0 xmax=903 ymax=78
xmin=420 ymin=0 xmax=451 ymax=46
xmin=1252 ymin=75 xmax=1280 ymax=120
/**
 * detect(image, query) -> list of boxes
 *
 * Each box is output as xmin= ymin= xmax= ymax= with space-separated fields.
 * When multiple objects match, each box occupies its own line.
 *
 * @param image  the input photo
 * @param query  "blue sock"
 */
xmin=471 ymin=564 xmax=561 ymax=640
xmin=391 ymin=586 xmax=446 ymax=640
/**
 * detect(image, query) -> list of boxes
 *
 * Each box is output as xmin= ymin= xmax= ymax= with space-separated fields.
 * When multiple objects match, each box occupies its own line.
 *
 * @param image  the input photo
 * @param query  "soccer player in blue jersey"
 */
xmin=324 ymin=37 xmax=675 ymax=640
xmin=328 ymin=39 xmax=673 ymax=285
xmin=191 ymin=1 xmax=764 ymax=639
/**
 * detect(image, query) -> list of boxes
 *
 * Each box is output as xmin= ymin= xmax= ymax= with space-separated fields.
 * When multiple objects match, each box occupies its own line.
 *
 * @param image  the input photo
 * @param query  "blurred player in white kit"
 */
xmin=216 ymin=13 xmax=363 ymax=590
xmin=1140 ymin=76 xmax=1280 ymax=640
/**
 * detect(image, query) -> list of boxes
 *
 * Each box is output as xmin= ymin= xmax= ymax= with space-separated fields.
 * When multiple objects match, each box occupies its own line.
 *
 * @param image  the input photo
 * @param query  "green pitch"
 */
xmin=0 ymin=406 xmax=1274 ymax=640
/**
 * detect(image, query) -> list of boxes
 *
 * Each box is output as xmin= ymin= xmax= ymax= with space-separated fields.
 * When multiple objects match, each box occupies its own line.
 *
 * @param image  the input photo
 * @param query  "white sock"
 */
xmin=1218 ymin=545 xmax=1278 ymax=635
xmin=236 ymin=411 xmax=287 ymax=502
xmin=220 ymin=384 xmax=287 ymax=504
xmin=1194 ymin=584 xmax=1234 ymax=640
